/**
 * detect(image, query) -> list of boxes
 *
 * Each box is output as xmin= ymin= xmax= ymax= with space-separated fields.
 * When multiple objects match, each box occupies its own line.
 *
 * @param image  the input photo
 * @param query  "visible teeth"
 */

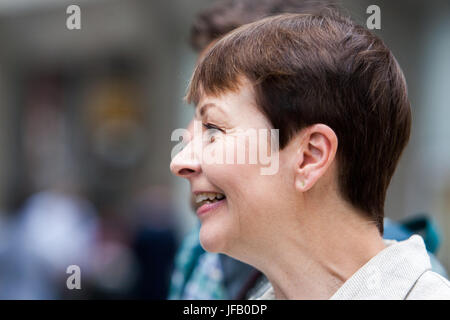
xmin=195 ymin=192 xmax=225 ymax=203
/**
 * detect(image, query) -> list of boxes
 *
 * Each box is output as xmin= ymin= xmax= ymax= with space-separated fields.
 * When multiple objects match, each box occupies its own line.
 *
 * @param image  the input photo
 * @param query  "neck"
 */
xmin=244 ymin=201 xmax=386 ymax=300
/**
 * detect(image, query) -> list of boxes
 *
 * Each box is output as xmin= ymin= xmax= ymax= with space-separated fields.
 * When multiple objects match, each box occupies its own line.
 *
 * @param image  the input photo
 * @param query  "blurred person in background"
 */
xmin=0 ymin=52 xmax=177 ymax=299
xmin=0 ymin=71 xmax=101 ymax=299
xmin=168 ymin=0 xmax=448 ymax=300
xmin=0 ymin=190 xmax=99 ymax=299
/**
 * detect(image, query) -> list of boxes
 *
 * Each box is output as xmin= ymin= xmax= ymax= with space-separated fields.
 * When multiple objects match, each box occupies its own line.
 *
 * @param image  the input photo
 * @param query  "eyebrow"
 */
xmin=195 ymin=103 xmax=224 ymax=119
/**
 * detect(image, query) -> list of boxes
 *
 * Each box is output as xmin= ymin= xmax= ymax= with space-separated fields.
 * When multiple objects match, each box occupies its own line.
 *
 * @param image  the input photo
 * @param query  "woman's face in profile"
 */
xmin=171 ymin=80 xmax=296 ymax=256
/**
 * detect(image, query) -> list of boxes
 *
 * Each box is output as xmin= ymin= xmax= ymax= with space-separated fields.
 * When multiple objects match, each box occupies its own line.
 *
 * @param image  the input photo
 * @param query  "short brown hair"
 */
xmin=190 ymin=0 xmax=336 ymax=52
xmin=186 ymin=12 xmax=412 ymax=234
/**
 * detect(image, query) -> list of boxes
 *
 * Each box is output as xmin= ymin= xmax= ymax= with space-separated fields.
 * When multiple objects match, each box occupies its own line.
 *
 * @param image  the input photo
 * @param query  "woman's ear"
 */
xmin=294 ymin=124 xmax=338 ymax=192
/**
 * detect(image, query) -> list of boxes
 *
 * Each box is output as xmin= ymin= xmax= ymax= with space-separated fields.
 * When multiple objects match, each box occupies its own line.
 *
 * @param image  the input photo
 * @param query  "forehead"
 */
xmin=194 ymin=81 xmax=272 ymax=129
xmin=194 ymin=80 xmax=257 ymax=118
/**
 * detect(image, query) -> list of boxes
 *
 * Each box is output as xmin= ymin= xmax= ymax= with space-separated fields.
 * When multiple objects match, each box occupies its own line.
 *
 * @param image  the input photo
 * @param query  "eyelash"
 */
xmin=202 ymin=123 xmax=223 ymax=132
xmin=202 ymin=123 xmax=224 ymax=142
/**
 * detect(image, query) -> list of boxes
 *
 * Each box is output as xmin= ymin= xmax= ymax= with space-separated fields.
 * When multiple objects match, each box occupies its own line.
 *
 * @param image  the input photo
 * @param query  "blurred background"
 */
xmin=0 ymin=0 xmax=449 ymax=299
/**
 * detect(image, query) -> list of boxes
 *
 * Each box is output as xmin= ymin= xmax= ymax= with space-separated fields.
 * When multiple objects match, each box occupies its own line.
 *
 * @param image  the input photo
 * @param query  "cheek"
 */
xmin=212 ymin=135 xmax=272 ymax=189
xmin=210 ymin=135 xmax=261 ymax=178
xmin=203 ymin=133 xmax=280 ymax=214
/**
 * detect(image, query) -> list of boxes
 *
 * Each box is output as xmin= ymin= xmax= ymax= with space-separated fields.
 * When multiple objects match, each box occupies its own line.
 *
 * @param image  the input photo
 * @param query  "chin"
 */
xmin=198 ymin=217 xmax=231 ymax=253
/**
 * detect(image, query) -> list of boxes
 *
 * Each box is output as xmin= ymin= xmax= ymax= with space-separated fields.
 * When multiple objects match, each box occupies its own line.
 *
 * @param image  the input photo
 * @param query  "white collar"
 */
xmin=254 ymin=235 xmax=431 ymax=300
xmin=330 ymin=235 xmax=431 ymax=299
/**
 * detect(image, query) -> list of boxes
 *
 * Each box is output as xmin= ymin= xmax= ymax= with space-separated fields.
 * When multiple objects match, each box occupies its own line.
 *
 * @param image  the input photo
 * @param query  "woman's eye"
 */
xmin=202 ymin=123 xmax=223 ymax=143
xmin=202 ymin=123 xmax=221 ymax=131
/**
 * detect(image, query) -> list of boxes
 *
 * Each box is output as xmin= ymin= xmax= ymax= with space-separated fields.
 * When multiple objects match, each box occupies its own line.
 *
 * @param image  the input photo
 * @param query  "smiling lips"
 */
xmin=194 ymin=192 xmax=226 ymax=216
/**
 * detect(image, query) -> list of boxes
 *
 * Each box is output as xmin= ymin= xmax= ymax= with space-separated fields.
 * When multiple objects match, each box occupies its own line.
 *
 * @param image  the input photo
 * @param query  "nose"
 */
xmin=170 ymin=139 xmax=202 ymax=179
